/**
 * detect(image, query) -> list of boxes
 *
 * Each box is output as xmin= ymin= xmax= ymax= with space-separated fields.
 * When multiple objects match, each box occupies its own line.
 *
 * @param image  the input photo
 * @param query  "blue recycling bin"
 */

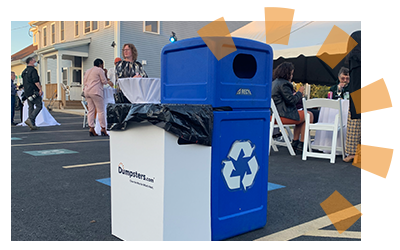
xmin=161 ymin=37 xmax=273 ymax=240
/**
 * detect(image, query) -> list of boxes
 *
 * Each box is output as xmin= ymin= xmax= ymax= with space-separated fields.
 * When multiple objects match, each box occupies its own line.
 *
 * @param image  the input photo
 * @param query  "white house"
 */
xmin=28 ymin=21 xmax=250 ymax=109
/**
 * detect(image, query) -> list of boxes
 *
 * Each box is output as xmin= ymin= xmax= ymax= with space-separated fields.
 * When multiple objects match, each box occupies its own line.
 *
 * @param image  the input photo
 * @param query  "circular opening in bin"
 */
xmin=233 ymin=53 xmax=257 ymax=79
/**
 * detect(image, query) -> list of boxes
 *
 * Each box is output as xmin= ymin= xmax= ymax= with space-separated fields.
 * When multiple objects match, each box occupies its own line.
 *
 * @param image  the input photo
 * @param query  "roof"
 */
xmin=11 ymin=44 xmax=38 ymax=62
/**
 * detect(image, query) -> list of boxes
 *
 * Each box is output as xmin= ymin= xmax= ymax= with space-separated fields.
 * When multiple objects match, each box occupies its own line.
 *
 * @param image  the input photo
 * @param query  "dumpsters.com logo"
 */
xmin=117 ymin=162 xmax=155 ymax=183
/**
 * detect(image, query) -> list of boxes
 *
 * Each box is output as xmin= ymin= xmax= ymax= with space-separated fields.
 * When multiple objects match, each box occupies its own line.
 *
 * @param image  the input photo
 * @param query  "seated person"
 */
xmin=271 ymin=62 xmax=314 ymax=152
xmin=330 ymin=67 xmax=350 ymax=99
xmin=295 ymin=89 xmax=320 ymax=123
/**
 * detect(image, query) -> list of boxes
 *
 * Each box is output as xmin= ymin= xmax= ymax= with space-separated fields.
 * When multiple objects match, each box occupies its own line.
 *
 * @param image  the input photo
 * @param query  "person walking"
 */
xmin=21 ymin=57 xmax=42 ymax=130
xmin=83 ymin=58 xmax=113 ymax=136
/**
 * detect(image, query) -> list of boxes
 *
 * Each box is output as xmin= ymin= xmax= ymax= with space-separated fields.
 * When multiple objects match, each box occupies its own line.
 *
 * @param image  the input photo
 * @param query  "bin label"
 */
xmin=221 ymin=140 xmax=259 ymax=191
xmin=236 ymin=88 xmax=252 ymax=95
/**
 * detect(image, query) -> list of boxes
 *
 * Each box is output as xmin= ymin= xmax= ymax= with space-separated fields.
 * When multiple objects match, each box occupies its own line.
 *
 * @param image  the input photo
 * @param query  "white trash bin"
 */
xmin=110 ymin=122 xmax=212 ymax=241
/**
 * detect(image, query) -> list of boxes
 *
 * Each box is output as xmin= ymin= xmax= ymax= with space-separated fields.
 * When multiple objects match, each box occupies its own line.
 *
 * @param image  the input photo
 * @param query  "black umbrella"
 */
xmin=273 ymin=53 xmax=348 ymax=86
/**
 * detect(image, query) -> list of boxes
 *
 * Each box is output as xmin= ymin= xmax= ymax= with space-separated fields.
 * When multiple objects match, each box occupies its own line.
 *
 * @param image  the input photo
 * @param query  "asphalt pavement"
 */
xmin=11 ymin=110 xmax=360 ymax=241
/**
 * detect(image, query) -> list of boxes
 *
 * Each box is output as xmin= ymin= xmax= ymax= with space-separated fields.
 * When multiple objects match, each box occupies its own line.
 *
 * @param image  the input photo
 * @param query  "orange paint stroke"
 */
xmin=351 ymin=78 xmax=392 ymax=114
xmin=264 ymin=7 xmax=295 ymax=45
xmin=197 ymin=17 xmax=236 ymax=60
xmin=352 ymin=144 xmax=393 ymax=178
xmin=317 ymin=25 xmax=358 ymax=69
xmin=320 ymin=191 xmax=362 ymax=234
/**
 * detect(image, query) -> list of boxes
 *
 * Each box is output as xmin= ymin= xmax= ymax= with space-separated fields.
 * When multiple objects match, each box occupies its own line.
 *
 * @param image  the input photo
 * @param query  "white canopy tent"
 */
xmin=230 ymin=21 xmax=361 ymax=60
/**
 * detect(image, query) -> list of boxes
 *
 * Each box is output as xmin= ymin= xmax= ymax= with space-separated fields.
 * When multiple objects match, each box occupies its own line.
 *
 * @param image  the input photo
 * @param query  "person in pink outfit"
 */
xmin=83 ymin=58 xmax=113 ymax=136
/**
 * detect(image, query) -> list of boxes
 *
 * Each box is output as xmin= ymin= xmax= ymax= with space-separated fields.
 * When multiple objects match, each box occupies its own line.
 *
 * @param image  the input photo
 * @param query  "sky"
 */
xmin=11 ymin=21 xmax=33 ymax=55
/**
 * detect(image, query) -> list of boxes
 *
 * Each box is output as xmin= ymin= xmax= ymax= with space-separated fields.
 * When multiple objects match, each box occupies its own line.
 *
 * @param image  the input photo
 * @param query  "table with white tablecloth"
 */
xmin=312 ymin=99 xmax=349 ymax=154
xmin=16 ymin=90 xmax=60 ymax=127
xmin=118 ymin=78 xmax=161 ymax=104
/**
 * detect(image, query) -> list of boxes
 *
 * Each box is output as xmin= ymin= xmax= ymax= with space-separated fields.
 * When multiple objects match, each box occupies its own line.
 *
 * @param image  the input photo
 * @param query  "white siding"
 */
xmin=81 ymin=22 xmax=115 ymax=72
xmin=120 ymin=21 xmax=250 ymax=78
xmin=32 ymin=21 xmax=249 ymax=83
xmin=38 ymin=21 xmax=114 ymax=83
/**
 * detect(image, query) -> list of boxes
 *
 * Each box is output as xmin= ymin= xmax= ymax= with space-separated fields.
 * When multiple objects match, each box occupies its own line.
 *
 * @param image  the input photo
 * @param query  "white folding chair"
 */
xmin=302 ymin=98 xmax=345 ymax=163
xmin=269 ymin=99 xmax=296 ymax=156
xmin=81 ymin=99 xmax=88 ymax=128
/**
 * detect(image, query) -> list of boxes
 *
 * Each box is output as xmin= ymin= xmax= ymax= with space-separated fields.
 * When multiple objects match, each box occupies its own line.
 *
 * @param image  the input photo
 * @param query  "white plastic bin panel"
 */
xmin=110 ymin=123 xmax=212 ymax=241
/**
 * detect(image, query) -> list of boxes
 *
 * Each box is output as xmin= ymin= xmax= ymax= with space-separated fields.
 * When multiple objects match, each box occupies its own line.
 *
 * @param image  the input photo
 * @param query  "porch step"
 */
xmin=43 ymin=100 xmax=84 ymax=110
xmin=63 ymin=100 xmax=84 ymax=109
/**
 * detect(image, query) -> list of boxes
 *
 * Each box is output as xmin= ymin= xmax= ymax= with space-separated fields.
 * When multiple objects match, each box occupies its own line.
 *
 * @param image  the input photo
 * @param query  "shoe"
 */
xmin=31 ymin=125 xmax=39 ymax=130
xmin=343 ymin=155 xmax=355 ymax=163
xmin=24 ymin=119 xmax=34 ymax=129
xmin=296 ymin=141 xmax=304 ymax=154
xmin=11 ymin=122 xmax=18 ymax=126
xmin=89 ymin=127 xmax=98 ymax=136
xmin=292 ymin=140 xmax=300 ymax=149
xmin=100 ymin=127 xmax=109 ymax=137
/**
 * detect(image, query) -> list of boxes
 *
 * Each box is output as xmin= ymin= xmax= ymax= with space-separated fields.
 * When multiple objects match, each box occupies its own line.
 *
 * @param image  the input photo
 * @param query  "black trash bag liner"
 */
xmin=107 ymin=103 xmax=213 ymax=146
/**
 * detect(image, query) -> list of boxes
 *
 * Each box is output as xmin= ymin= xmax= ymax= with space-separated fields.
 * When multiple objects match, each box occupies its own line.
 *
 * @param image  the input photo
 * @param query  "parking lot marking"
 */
xmin=63 ymin=161 xmax=110 ymax=169
xmin=303 ymin=229 xmax=361 ymax=239
xmin=24 ymin=149 xmax=78 ymax=156
xmin=96 ymin=178 xmax=111 ymax=186
xmin=12 ymin=130 xmax=87 ymax=135
xmin=12 ymin=139 xmax=108 ymax=147
xmin=255 ymin=204 xmax=361 ymax=241
xmin=11 ymin=137 xmax=22 ymax=140
xmin=268 ymin=182 xmax=285 ymax=191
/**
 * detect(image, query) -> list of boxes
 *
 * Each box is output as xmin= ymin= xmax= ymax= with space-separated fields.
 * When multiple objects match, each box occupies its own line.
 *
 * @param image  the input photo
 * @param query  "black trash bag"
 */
xmin=107 ymin=103 xmax=213 ymax=146
xmin=106 ymin=103 xmax=133 ymax=130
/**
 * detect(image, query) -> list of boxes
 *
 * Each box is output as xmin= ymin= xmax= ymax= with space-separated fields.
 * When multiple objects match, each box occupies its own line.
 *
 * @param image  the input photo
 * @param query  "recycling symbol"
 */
xmin=221 ymin=140 xmax=259 ymax=191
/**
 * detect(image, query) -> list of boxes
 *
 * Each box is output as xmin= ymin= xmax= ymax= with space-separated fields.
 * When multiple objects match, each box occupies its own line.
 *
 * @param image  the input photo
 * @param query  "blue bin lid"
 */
xmin=161 ymin=36 xmax=272 ymax=55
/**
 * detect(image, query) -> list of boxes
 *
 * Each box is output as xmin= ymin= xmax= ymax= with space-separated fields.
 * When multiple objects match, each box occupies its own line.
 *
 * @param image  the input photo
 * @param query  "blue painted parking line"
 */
xmin=24 ymin=149 xmax=78 ymax=156
xmin=11 ymin=137 xmax=22 ymax=140
xmin=96 ymin=178 xmax=111 ymax=186
xmin=268 ymin=182 xmax=286 ymax=191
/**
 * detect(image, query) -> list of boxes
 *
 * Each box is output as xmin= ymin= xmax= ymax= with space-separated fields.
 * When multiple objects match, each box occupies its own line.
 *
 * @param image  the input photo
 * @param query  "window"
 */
xmin=143 ymin=21 xmax=160 ymax=34
xmin=92 ymin=21 xmax=98 ymax=31
xmin=72 ymin=69 xmax=82 ymax=84
xmin=47 ymin=71 xmax=51 ymax=84
xmin=105 ymin=21 xmax=111 ymax=27
xmin=60 ymin=21 xmax=65 ymax=41
xmin=43 ymin=27 xmax=47 ymax=46
xmin=33 ymin=32 xmax=38 ymax=46
xmin=75 ymin=21 xmax=79 ymax=37
xmin=84 ymin=21 xmax=90 ymax=33
xmin=51 ymin=23 xmax=56 ymax=44
xmin=84 ymin=21 xmax=99 ymax=34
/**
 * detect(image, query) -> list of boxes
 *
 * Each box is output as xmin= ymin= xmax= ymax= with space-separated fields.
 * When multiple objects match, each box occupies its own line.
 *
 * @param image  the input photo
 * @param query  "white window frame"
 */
xmin=47 ymin=70 xmax=51 ymax=84
xmin=84 ymin=21 xmax=99 ymax=34
xmin=51 ymin=22 xmax=56 ymax=44
xmin=33 ymin=31 xmax=38 ymax=46
xmin=143 ymin=21 xmax=160 ymax=35
xmin=60 ymin=21 xmax=65 ymax=42
xmin=84 ymin=21 xmax=91 ymax=34
xmin=43 ymin=26 xmax=47 ymax=47
xmin=74 ymin=21 xmax=79 ymax=38
xmin=92 ymin=21 xmax=99 ymax=32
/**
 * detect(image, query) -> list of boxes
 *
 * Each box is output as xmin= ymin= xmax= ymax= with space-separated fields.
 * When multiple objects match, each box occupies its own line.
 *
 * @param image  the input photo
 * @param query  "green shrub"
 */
xmin=292 ymin=82 xmax=331 ymax=99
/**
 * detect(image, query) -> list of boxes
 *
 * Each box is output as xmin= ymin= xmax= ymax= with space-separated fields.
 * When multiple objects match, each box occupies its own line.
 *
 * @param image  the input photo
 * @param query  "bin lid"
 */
xmin=161 ymin=36 xmax=272 ymax=56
